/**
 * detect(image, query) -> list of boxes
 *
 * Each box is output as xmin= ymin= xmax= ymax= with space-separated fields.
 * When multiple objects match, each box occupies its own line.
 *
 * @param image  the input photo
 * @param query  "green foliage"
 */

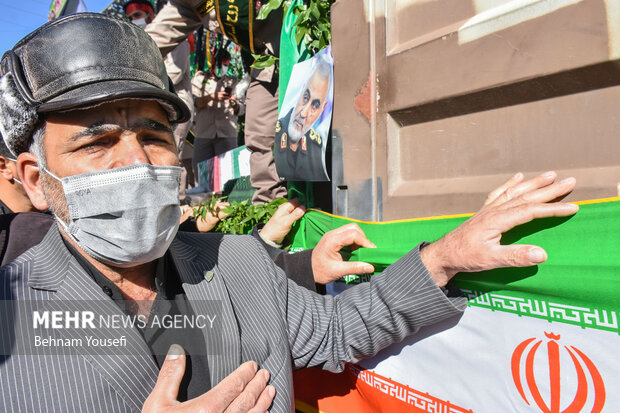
xmin=255 ymin=0 xmax=335 ymax=68
xmin=193 ymin=196 xmax=288 ymax=235
xmin=290 ymin=0 xmax=334 ymax=55
xmin=250 ymin=54 xmax=279 ymax=69
xmin=256 ymin=0 xmax=286 ymax=20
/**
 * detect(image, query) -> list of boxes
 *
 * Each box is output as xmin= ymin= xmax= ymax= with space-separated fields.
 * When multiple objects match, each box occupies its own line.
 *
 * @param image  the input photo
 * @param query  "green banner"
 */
xmin=290 ymin=198 xmax=620 ymax=332
xmin=278 ymin=0 xmax=310 ymax=110
xmin=215 ymin=0 xmax=255 ymax=53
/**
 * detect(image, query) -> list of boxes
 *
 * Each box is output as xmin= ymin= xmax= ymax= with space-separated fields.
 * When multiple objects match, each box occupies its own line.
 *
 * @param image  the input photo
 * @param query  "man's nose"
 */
xmin=299 ymin=102 xmax=311 ymax=118
xmin=112 ymin=135 xmax=150 ymax=168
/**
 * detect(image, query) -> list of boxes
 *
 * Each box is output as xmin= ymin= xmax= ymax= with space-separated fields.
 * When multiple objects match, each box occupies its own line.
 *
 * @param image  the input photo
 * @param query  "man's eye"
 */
xmin=78 ymin=138 xmax=109 ymax=151
xmin=311 ymin=99 xmax=321 ymax=110
xmin=142 ymin=134 xmax=173 ymax=145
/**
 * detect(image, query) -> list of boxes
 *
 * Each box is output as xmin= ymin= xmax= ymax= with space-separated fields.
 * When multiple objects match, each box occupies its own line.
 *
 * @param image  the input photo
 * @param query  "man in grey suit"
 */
xmin=0 ymin=14 xmax=578 ymax=412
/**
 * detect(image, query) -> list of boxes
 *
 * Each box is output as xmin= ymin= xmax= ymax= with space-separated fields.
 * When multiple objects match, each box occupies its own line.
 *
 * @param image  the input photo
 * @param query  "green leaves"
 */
xmin=256 ymin=0 xmax=285 ymax=20
xmin=193 ymin=196 xmax=288 ymax=235
xmin=250 ymin=54 xmax=279 ymax=69
xmin=252 ymin=0 xmax=334 ymax=69
xmin=291 ymin=0 xmax=334 ymax=55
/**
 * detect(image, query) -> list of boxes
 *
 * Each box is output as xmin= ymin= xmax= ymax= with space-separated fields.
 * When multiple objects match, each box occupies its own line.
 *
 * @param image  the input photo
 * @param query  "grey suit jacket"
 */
xmin=0 ymin=226 xmax=466 ymax=412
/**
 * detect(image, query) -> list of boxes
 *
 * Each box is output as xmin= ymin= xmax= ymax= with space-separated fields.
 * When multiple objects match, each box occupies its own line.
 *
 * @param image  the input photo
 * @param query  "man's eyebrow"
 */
xmin=129 ymin=119 xmax=173 ymax=135
xmin=68 ymin=123 xmax=120 ymax=142
xmin=67 ymin=119 xmax=173 ymax=142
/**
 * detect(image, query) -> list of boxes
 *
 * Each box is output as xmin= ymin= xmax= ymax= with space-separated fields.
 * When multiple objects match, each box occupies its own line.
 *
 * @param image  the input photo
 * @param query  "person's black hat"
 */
xmin=0 ymin=12 xmax=190 ymax=155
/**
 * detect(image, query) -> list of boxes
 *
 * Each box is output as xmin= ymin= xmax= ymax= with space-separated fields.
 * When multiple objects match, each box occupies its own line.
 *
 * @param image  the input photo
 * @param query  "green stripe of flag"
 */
xmin=290 ymin=199 xmax=620 ymax=333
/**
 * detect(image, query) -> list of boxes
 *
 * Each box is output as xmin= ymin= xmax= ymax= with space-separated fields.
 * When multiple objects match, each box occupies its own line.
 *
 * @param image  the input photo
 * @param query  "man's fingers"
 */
xmin=314 ymin=260 xmax=374 ymax=284
xmin=280 ymin=198 xmax=301 ymax=211
xmin=507 ymin=177 xmax=576 ymax=207
xmin=484 ymin=172 xmax=524 ymax=206
xmin=333 ymin=261 xmax=375 ymax=277
xmin=325 ymin=223 xmax=376 ymax=250
xmin=215 ymin=202 xmax=231 ymax=219
xmin=247 ymin=385 xmax=276 ymax=413
xmin=197 ymin=361 xmax=259 ymax=411
xmin=496 ymin=202 xmax=579 ymax=233
xmin=149 ymin=345 xmax=186 ymax=406
xmin=179 ymin=205 xmax=193 ymax=224
xmin=341 ymin=230 xmax=377 ymax=251
xmin=224 ymin=369 xmax=271 ymax=412
xmin=271 ymin=199 xmax=303 ymax=219
xmin=486 ymin=171 xmax=561 ymax=208
xmin=495 ymin=245 xmax=548 ymax=268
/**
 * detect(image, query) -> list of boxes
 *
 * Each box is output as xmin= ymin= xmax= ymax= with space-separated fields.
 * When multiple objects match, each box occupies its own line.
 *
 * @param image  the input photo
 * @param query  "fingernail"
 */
xmin=542 ymin=171 xmax=555 ymax=178
xmin=363 ymin=264 xmax=374 ymax=273
xmin=166 ymin=344 xmax=184 ymax=360
xmin=559 ymin=177 xmax=575 ymax=185
xmin=528 ymin=248 xmax=546 ymax=263
xmin=268 ymin=385 xmax=276 ymax=397
xmin=513 ymin=172 xmax=523 ymax=179
xmin=369 ymin=242 xmax=377 ymax=248
xmin=262 ymin=369 xmax=270 ymax=380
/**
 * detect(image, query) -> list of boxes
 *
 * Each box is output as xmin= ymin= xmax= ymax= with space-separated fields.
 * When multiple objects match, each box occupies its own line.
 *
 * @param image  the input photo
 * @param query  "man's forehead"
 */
xmin=307 ymin=72 xmax=329 ymax=95
xmin=46 ymin=100 xmax=169 ymax=125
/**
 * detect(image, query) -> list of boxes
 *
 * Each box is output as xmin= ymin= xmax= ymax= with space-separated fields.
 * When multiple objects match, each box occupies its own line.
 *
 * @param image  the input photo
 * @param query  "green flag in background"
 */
xmin=290 ymin=198 xmax=620 ymax=334
xmin=215 ymin=0 xmax=255 ymax=54
xmin=278 ymin=0 xmax=310 ymax=109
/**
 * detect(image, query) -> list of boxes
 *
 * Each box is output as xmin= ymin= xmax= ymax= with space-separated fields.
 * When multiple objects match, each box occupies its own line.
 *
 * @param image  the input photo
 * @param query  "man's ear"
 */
xmin=0 ymin=156 xmax=11 ymax=180
xmin=17 ymin=152 xmax=49 ymax=211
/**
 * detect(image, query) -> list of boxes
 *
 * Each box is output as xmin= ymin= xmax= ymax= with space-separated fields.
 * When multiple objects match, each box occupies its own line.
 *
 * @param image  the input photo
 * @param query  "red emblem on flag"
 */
xmin=511 ymin=332 xmax=605 ymax=412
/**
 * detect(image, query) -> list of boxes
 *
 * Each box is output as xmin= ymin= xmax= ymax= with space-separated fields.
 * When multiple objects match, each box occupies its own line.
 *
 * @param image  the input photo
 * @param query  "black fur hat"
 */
xmin=0 ymin=12 xmax=190 ymax=155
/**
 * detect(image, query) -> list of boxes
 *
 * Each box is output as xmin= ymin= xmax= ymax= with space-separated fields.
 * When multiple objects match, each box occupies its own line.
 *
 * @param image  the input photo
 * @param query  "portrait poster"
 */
xmin=274 ymin=46 xmax=333 ymax=182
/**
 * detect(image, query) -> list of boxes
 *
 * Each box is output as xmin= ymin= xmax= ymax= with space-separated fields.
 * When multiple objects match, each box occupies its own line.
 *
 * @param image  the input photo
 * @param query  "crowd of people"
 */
xmin=123 ymin=0 xmax=251 ymax=201
xmin=0 ymin=4 xmax=580 ymax=412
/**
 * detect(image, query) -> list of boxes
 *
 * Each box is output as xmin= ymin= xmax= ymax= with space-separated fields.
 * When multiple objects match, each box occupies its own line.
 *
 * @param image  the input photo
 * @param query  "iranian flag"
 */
xmin=290 ymin=198 xmax=620 ymax=412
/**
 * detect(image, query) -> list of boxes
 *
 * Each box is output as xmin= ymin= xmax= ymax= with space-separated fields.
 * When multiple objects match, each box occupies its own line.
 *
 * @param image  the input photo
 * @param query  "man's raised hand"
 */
xmin=420 ymin=171 xmax=578 ymax=287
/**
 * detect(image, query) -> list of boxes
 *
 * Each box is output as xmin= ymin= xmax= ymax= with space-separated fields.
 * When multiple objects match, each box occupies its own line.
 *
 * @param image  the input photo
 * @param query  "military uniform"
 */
xmin=274 ymin=109 xmax=329 ymax=181
xmin=191 ymin=70 xmax=243 ymax=170
xmin=146 ymin=0 xmax=287 ymax=203
xmin=162 ymin=39 xmax=194 ymax=196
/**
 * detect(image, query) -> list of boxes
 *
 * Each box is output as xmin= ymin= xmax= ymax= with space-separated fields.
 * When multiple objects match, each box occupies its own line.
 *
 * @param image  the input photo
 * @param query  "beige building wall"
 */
xmin=331 ymin=0 xmax=620 ymax=220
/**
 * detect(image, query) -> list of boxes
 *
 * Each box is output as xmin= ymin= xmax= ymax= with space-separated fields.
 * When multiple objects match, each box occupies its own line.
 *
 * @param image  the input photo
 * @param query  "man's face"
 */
xmin=127 ymin=6 xmax=154 ymax=26
xmin=288 ymin=71 xmax=329 ymax=143
xmin=39 ymin=99 xmax=177 ymax=220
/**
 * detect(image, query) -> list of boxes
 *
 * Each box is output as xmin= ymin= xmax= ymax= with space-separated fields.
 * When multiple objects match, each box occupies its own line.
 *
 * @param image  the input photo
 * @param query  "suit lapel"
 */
xmin=169 ymin=236 xmax=241 ymax=386
xmin=28 ymin=226 xmax=158 ymax=410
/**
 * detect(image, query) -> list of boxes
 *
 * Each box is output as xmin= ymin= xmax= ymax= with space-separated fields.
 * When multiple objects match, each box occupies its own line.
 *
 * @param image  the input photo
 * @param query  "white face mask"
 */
xmin=132 ymin=17 xmax=148 ymax=29
xmin=221 ymin=65 xmax=229 ymax=76
xmin=45 ymin=164 xmax=181 ymax=267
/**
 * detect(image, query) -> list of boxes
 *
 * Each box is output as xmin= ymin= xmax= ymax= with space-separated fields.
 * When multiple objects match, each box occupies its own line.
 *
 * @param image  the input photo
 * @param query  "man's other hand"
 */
xmin=260 ymin=199 xmax=306 ymax=245
xmin=214 ymin=91 xmax=230 ymax=102
xmin=142 ymin=345 xmax=275 ymax=412
xmin=195 ymin=202 xmax=230 ymax=232
xmin=312 ymin=223 xmax=377 ymax=284
xmin=420 ymin=171 xmax=579 ymax=287
xmin=180 ymin=203 xmax=230 ymax=233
